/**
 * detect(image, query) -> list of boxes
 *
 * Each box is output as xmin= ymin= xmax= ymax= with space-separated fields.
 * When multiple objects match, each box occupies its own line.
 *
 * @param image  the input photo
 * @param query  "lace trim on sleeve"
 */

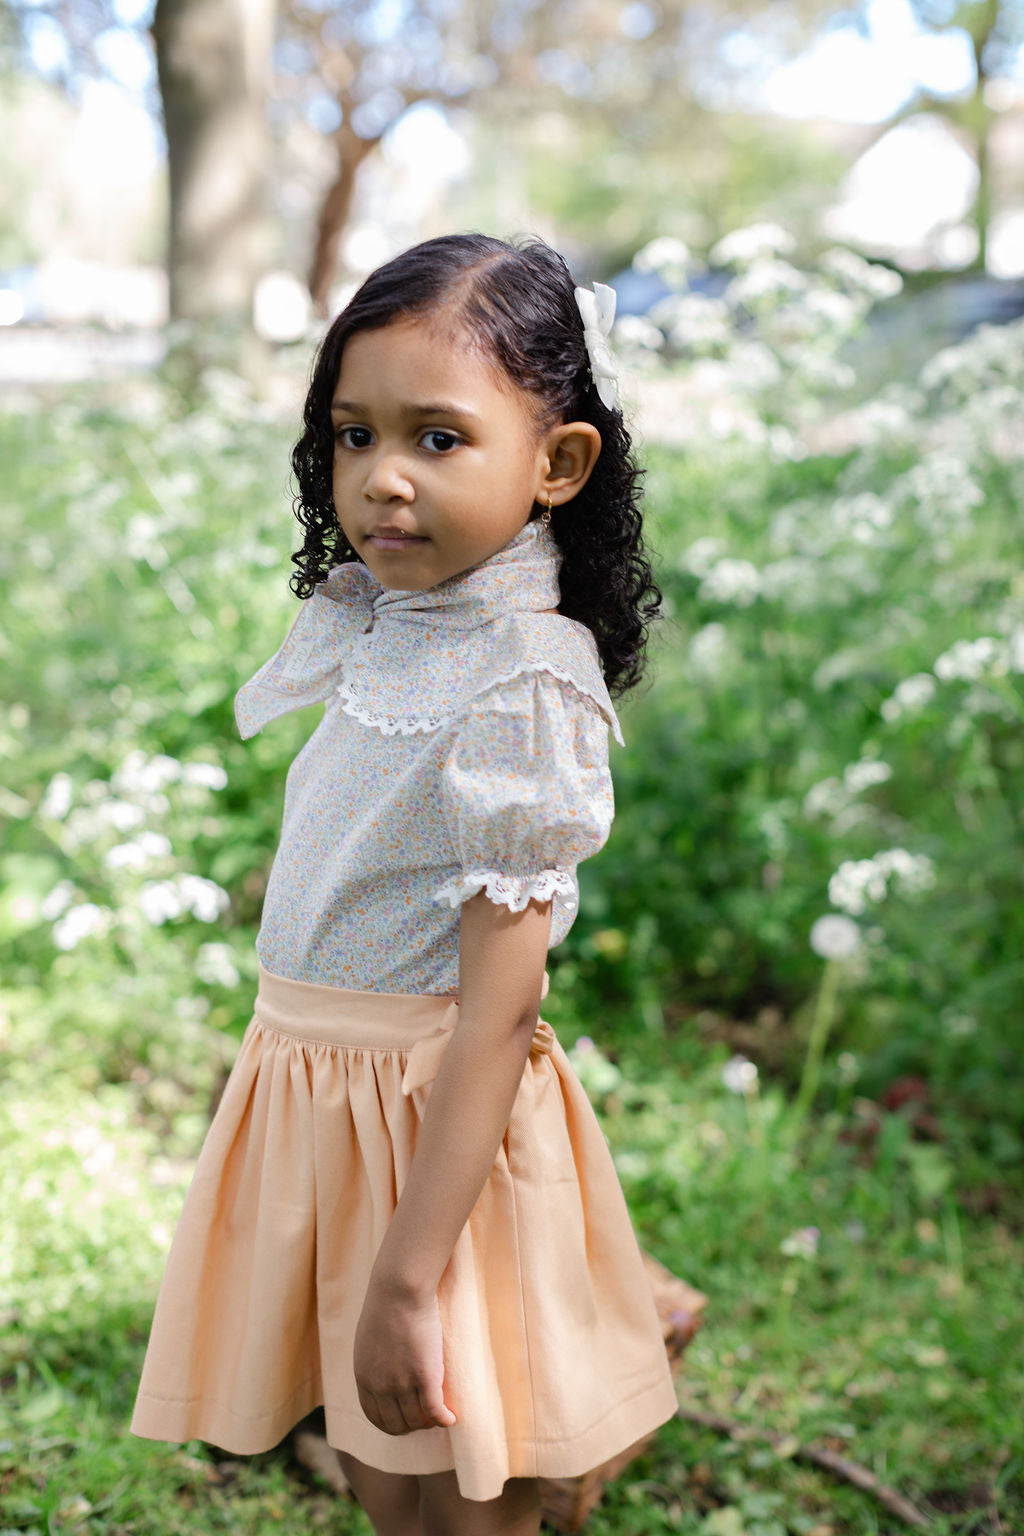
xmin=432 ymin=868 xmax=579 ymax=913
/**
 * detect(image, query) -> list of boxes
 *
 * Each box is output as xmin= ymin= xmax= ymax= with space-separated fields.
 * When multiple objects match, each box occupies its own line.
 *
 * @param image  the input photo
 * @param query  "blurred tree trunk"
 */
xmin=153 ymin=0 xmax=275 ymax=325
xmin=962 ymin=0 xmax=999 ymax=272
xmin=309 ymin=117 xmax=382 ymax=317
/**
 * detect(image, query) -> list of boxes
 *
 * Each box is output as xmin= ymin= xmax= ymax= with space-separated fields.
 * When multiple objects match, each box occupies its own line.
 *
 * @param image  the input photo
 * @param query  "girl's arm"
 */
xmin=352 ymin=889 xmax=553 ymax=1435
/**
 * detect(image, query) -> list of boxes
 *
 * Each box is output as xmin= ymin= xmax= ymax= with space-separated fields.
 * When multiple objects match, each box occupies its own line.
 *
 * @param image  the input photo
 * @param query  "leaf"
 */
xmin=702 ymin=1509 xmax=747 ymax=1536
xmin=19 ymin=1387 xmax=64 ymax=1424
xmin=902 ymin=1142 xmax=952 ymax=1204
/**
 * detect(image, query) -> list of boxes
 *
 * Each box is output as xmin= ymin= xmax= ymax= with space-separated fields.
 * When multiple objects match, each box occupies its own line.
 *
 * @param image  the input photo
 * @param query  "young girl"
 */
xmin=131 ymin=233 xmax=678 ymax=1536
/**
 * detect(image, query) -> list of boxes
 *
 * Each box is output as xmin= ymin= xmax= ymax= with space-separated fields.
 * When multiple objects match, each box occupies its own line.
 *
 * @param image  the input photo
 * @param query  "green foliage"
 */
xmin=548 ymin=246 xmax=1024 ymax=1168
xmin=450 ymin=112 xmax=850 ymax=274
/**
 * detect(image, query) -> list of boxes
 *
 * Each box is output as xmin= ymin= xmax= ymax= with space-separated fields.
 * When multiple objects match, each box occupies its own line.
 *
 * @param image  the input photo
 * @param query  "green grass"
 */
xmin=2 ymin=1035 xmax=1021 ymax=1534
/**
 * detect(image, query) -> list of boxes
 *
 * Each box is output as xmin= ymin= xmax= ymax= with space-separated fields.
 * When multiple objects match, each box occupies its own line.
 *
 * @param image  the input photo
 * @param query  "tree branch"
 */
xmin=675 ymin=1404 xmax=933 ymax=1529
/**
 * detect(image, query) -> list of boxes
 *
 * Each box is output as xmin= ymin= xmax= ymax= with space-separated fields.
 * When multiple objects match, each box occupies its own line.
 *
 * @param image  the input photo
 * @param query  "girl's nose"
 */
xmin=363 ymin=450 xmax=414 ymax=503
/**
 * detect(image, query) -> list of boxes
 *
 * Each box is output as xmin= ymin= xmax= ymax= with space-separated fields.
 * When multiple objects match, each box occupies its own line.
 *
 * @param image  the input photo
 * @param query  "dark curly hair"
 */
xmin=290 ymin=232 xmax=662 ymax=697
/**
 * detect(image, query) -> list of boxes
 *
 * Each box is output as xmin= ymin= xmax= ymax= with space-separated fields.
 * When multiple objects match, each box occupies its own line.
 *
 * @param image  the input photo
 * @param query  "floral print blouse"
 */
xmin=234 ymin=519 xmax=624 ymax=995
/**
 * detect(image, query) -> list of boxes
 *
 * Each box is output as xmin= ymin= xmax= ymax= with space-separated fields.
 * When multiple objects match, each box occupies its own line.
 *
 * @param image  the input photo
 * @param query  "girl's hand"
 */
xmin=353 ymin=1282 xmax=458 ymax=1436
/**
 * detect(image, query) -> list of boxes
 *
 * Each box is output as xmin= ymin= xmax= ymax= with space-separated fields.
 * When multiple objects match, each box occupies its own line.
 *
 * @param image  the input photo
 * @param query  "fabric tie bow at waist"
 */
xmin=401 ymin=971 xmax=554 ymax=1096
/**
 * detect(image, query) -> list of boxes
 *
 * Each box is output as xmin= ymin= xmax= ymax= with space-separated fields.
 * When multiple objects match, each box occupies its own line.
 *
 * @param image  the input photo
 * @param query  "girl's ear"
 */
xmin=540 ymin=422 xmax=603 ymax=507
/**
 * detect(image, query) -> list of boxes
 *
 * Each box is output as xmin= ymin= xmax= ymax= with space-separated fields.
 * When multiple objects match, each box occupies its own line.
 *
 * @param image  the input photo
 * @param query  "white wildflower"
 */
xmin=139 ymin=874 xmax=229 ymax=925
xmin=180 ymin=875 xmax=230 ymax=921
xmin=138 ymin=880 xmax=185 ymax=924
xmin=820 ymin=247 xmax=903 ymax=299
xmin=934 ymin=636 xmax=1005 ymax=681
xmin=847 ymin=397 xmax=914 ymax=444
xmin=62 ymin=797 xmax=147 ymax=849
xmin=710 ymin=223 xmax=796 ymax=266
xmin=941 ymin=1007 xmax=977 ymax=1037
xmin=656 ymin=293 xmax=733 ymax=351
xmin=613 ymin=315 xmax=663 ymax=352
xmin=104 ymin=832 xmax=173 ymax=870
xmin=803 ymin=288 xmax=863 ymax=330
xmin=803 ymin=778 xmax=846 ymax=820
xmin=39 ymin=773 xmax=73 ymax=821
xmin=40 ymin=880 xmax=77 ymax=921
xmin=828 ymin=850 xmax=936 ymax=915
xmin=862 ymin=263 xmax=903 ymax=300
xmin=758 ymin=556 xmax=819 ymax=605
xmin=809 ymin=913 xmax=862 ymax=959
xmin=681 ymin=536 xmax=727 ymax=576
xmin=724 ymin=260 xmax=809 ymax=308
xmin=880 ymin=848 xmax=937 ymax=893
xmin=803 ymin=354 xmax=857 ymax=391
xmin=780 ymin=1226 xmax=820 ymax=1259
xmin=195 ymin=942 xmax=240 ymax=988
xmin=181 ymin=762 xmax=228 ymax=791
xmin=919 ymin=344 xmax=964 ymax=392
xmin=53 ymin=903 xmax=113 ymax=950
xmin=767 ymin=425 xmax=806 ymax=461
xmin=125 ymin=513 xmax=169 ymax=570
xmin=688 ymin=623 xmax=731 ymax=679
xmin=881 ymin=673 xmax=937 ymax=722
xmin=833 ymin=493 xmax=894 ymax=543
xmin=843 ymin=759 xmax=892 ymax=794
xmin=918 ymin=318 xmax=1024 ymax=396
xmin=699 ymin=557 xmax=761 ymax=606
xmin=633 ymin=236 xmax=692 ymax=285
xmin=722 ymin=1054 xmax=758 ymax=1093
xmin=730 ymin=340 xmax=783 ymax=389
xmin=900 ymin=454 xmax=985 ymax=528
xmin=97 ymin=799 xmax=148 ymax=832
xmin=112 ymin=750 xmax=182 ymax=796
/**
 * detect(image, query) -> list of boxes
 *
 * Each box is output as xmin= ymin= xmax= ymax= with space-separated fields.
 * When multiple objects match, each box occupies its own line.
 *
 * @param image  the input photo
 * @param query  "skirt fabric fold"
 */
xmin=130 ymin=964 xmax=679 ymax=1502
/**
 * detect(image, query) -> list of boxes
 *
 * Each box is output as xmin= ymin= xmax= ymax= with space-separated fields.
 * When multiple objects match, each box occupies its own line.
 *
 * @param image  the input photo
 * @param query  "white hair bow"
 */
xmin=574 ymin=281 xmax=620 ymax=412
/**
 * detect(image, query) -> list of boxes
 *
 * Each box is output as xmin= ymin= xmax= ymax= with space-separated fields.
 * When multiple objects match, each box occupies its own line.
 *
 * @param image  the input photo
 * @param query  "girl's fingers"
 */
xmin=397 ymin=1388 xmax=431 ymax=1432
xmin=361 ymin=1387 xmax=407 ymax=1438
xmin=369 ymin=1387 xmax=456 ymax=1435
xmin=419 ymin=1387 xmax=456 ymax=1428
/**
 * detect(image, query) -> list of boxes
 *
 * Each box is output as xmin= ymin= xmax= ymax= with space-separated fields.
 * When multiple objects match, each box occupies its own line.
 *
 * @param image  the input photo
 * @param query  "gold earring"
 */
xmin=540 ymin=494 xmax=552 ymax=529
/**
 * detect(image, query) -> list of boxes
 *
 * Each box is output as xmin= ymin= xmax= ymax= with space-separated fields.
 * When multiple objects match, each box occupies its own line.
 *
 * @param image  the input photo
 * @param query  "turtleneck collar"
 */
xmin=367 ymin=518 xmax=562 ymax=628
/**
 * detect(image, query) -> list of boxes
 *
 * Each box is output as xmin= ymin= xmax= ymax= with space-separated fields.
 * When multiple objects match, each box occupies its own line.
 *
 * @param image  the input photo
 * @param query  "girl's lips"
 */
xmin=368 ymin=533 xmax=428 ymax=551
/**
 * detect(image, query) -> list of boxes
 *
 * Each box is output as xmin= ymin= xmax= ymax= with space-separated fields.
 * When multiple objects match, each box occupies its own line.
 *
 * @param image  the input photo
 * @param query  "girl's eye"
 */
xmin=421 ymin=430 xmax=461 ymax=454
xmin=336 ymin=426 xmax=372 ymax=449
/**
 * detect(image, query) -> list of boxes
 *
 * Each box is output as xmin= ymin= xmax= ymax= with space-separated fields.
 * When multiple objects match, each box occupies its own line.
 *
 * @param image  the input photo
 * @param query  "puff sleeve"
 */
xmin=432 ymin=670 xmax=615 ymax=937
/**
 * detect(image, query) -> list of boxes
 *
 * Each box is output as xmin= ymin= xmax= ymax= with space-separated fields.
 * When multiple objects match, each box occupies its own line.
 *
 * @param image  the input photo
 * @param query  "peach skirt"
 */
xmin=130 ymin=964 xmax=679 ymax=1502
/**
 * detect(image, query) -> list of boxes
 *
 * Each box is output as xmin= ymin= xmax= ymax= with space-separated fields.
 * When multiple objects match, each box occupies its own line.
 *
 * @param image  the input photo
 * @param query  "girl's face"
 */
xmin=330 ymin=318 xmax=552 ymax=591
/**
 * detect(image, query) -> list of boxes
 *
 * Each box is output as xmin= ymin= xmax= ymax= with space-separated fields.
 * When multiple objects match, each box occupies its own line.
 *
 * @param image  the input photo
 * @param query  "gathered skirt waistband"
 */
xmin=251 ymin=963 xmax=552 ymax=1053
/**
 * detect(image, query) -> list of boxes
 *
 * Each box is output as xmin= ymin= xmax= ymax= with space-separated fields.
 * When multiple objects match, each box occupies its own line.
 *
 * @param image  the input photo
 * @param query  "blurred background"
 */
xmin=2 ymin=1 xmax=1023 ymax=1532
xmin=2 ymin=0 xmax=1024 ymax=371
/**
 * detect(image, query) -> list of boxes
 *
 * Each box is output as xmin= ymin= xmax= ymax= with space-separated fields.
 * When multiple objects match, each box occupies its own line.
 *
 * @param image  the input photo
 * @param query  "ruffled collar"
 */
xmin=235 ymin=516 xmax=624 ymax=745
xmin=367 ymin=517 xmax=561 ymax=628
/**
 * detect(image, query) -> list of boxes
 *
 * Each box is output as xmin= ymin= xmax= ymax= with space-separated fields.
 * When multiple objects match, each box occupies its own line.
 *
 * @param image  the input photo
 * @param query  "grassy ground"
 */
xmin=2 ymin=1026 xmax=1021 ymax=1535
